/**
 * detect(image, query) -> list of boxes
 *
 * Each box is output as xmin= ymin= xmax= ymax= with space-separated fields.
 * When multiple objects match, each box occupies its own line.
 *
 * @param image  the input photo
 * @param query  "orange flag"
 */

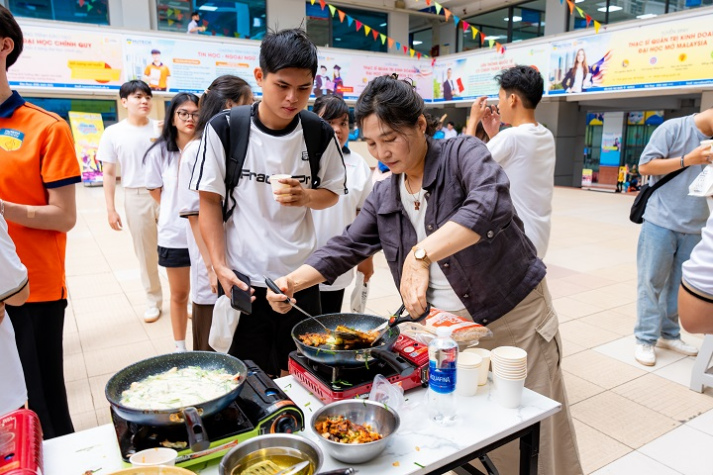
xmin=388 ymin=37 xmax=395 ymax=48
xmin=566 ymin=0 xmax=574 ymax=14
xmin=372 ymin=29 xmax=379 ymax=40
xmin=444 ymin=8 xmax=451 ymax=21
xmin=338 ymin=10 xmax=346 ymax=22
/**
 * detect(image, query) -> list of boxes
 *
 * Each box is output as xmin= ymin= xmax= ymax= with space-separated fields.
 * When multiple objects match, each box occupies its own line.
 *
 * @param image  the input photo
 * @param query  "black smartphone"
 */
xmin=218 ymin=270 xmax=252 ymax=314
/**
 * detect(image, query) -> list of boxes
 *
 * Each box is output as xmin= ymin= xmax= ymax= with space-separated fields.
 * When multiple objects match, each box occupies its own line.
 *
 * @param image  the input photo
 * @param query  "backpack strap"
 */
xmin=223 ymin=104 xmax=255 ymax=221
xmin=298 ymin=109 xmax=335 ymax=189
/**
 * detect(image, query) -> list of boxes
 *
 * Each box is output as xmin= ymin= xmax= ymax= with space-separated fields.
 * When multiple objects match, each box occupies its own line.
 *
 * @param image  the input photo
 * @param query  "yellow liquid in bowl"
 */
xmin=232 ymin=448 xmax=313 ymax=475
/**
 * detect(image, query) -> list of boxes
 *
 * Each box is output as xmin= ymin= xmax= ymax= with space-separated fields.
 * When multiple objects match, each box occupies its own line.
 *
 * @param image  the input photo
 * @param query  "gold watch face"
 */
xmin=415 ymin=248 xmax=426 ymax=260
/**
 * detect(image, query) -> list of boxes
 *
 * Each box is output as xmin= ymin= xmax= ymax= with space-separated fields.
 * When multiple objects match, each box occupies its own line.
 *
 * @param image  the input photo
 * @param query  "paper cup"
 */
xmin=152 ymin=121 xmax=162 ymax=137
xmin=463 ymin=348 xmax=490 ymax=386
xmin=130 ymin=447 xmax=178 ymax=467
xmin=493 ymin=373 xmax=526 ymax=409
xmin=270 ymin=174 xmax=292 ymax=200
xmin=456 ymin=352 xmax=482 ymax=397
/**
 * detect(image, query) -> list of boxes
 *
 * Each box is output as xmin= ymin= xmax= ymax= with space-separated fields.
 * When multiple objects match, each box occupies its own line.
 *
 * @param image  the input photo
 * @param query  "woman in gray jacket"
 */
xmin=267 ymin=74 xmax=582 ymax=475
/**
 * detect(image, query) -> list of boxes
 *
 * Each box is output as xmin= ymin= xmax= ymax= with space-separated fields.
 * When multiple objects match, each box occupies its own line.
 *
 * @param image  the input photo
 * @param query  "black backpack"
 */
xmin=222 ymin=103 xmax=334 ymax=221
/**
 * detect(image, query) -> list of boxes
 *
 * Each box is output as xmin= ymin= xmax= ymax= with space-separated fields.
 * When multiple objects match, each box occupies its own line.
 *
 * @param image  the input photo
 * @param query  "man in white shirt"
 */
xmin=187 ymin=11 xmax=206 ymax=34
xmin=442 ymin=121 xmax=458 ymax=139
xmin=0 ymin=214 xmax=30 ymax=416
xmin=97 ymin=80 xmax=163 ymax=322
xmin=467 ymin=66 xmax=555 ymax=259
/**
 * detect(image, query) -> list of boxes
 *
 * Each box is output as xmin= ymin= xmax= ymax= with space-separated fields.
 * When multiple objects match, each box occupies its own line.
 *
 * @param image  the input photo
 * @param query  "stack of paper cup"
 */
xmin=491 ymin=346 xmax=528 ymax=409
xmin=455 ymin=351 xmax=482 ymax=397
xmin=463 ymin=348 xmax=490 ymax=386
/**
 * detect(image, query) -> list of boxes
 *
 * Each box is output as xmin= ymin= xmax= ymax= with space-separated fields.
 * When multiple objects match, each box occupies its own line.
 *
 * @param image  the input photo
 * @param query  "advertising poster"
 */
xmin=68 ymin=111 xmax=105 ymax=186
xmin=314 ymin=50 xmax=433 ymax=101
xmin=123 ymin=36 xmax=261 ymax=95
xmin=8 ymin=25 xmax=124 ymax=90
xmin=433 ymin=43 xmax=549 ymax=102
xmin=548 ymin=14 xmax=713 ymax=95
xmin=600 ymin=112 xmax=624 ymax=167
xmin=582 ymin=169 xmax=593 ymax=187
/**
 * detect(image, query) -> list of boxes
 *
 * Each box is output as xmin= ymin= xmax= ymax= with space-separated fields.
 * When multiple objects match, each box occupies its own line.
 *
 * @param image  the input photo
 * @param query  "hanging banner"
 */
xmin=600 ymin=112 xmax=624 ymax=167
xmin=548 ymin=14 xmax=713 ymax=95
xmin=8 ymin=25 xmax=124 ymax=90
xmin=68 ymin=111 xmax=105 ymax=186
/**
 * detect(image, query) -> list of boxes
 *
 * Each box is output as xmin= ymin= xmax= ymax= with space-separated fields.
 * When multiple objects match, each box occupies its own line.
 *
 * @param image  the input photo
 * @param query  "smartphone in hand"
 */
xmin=218 ymin=270 xmax=252 ymax=314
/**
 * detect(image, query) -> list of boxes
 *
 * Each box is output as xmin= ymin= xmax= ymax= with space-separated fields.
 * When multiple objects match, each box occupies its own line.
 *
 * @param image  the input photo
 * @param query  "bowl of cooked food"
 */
xmin=218 ymin=433 xmax=323 ymax=475
xmin=311 ymin=399 xmax=400 ymax=464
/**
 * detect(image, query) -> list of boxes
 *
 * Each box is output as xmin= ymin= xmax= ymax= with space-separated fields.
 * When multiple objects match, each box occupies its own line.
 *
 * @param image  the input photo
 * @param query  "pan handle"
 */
xmin=183 ymin=406 xmax=210 ymax=452
xmin=370 ymin=348 xmax=414 ymax=377
xmin=388 ymin=304 xmax=431 ymax=327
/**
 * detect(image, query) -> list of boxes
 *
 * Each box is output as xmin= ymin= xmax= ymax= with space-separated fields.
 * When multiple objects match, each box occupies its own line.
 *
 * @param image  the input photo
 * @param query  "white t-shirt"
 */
xmin=400 ymin=175 xmax=463 ymax=312
xmin=145 ymin=142 xmax=187 ymax=249
xmin=179 ymin=139 xmax=216 ymax=305
xmin=313 ymin=150 xmax=373 ymax=291
xmin=187 ymin=19 xmax=199 ymax=33
xmin=682 ymin=197 xmax=713 ymax=298
xmin=0 ymin=215 xmax=29 ymax=415
xmin=443 ymin=128 xmax=458 ymax=139
xmin=97 ymin=119 xmax=159 ymax=189
xmin=486 ymin=123 xmax=555 ymax=258
xmin=189 ymin=110 xmax=347 ymax=287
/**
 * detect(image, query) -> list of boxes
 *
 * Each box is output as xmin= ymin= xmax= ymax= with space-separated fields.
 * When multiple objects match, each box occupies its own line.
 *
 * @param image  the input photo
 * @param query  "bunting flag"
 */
xmin=444 ymin=9 xmax=451 ymax=21
xmin=380 ymin=33 xmax=386 ymax=44
xmin=328 ymin=4 xmax=336 ymax=16
xmin=561 ymin=0 xmax=603 ymax=33
xmin=319 ymin=0 xmax=325 ymax=10
xmin=372 ymin=29 xmax=378 ymax=40
xmin=388 ymin=37 xmax=395 ymax=48
xmin=417 ymin=52 xmax=422 ymax=60
xmin=471 ymin=27 xmax=478 ymax=39
xmin=462 ymin=21 xmax=470 ymax=32
xmin=310 ymin=0 xmax=315 ymax=4
xmin=347 ymin=15 xmax=353 ymax=26
xmin=79 ymin=0 xmax=85 ymax=6
xmin=167 ymin=19 xmax=174 ymax=26
xmin=338 ymin=10 xmax=346 ymax=22
xmin=453 ymin=14 xmax=460 ymax=25
xmin=396 ymin=41 xmax=401 ymax=51
xmin=566 ymin=0 xmax=574 ymax=14
xmin=410 ymin=48 xmax=416 ymax=58
xmin=576 ymin=6 xmax=585 ymax=18
xmin=355 ymin=20 xmax=362 ymax=31
xmin=403 ymin=45 xmax=408 ymax=54
xmin=435 ymin=3 xmax=442 ymax=14
xmin=488 ymin=38 xmax=494 ymax=48
xmin=594 ymin=20 xmax=601 ymax=33
xmin=480 ymin=32 xmax=486 ymax=43
xmin=426 ymin=0 xmax=431 ymax=5
xmin=585 ymin=14 xmax=592 ymax=26
xmin=364 ymin=25 xmax=371 ymax=36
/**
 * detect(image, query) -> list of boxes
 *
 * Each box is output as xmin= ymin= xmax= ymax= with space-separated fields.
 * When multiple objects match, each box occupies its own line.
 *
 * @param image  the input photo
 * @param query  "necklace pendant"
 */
xmin=414 ymin=200 xmax=421 ymax=211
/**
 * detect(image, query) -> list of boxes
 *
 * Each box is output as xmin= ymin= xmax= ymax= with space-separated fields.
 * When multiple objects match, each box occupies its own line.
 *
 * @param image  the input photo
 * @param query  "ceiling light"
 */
xmin=199 ymin=5 xmax=218 ymax=11
xmin=484 ymin=35 xmax=504 ymax=41
xmin=334 ymin=37 xmax=341 ymax=41
xmin=504 ymin=16 xmax=522 ymax=22
xmin=413 ymin=40 xmax=423 ymax=45
xmin=574 ymin=0 xmax=585 ymax=3
xmin=380 ymin=22 xmax=387 ymax=27
xmin=597 ymin=5 xmax=623 ymax=12
xmin=636 ymin=13 xmax=657 ymax=19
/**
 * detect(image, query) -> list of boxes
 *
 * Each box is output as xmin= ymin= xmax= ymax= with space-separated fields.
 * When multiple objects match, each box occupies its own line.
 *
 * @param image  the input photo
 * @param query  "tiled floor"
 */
xmin=62 ymin=185 xmax=713 ymax=473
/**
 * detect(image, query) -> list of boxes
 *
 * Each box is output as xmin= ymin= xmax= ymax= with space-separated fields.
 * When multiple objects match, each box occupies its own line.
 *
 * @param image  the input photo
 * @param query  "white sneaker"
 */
xmin=144 ymin=306 xmax=161 ymax=323
xmin=635 ymin=343 xmax=656 ymax=366
xmin=174 ymin=346 xmax=188 ymax=353
xmin=656 ymin=338 xmax=699 ymax=356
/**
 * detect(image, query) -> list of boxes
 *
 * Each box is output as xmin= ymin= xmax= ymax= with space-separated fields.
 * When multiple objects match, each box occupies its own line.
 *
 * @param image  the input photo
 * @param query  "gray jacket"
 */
xmin=306 ymin=136 xmax=546 ymax=325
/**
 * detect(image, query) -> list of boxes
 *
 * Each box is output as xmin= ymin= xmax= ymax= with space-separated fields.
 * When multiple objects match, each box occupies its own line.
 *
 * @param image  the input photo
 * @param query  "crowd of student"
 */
xmin=2 ymin=3 xmax=713 ymax=474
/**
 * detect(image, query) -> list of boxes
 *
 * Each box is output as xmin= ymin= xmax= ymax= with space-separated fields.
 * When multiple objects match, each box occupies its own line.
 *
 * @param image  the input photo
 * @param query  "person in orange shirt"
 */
xmin=143 ymin=49 xmax=171 ymax=91
xmin=0 ymin=6 xmax=80 ymax=438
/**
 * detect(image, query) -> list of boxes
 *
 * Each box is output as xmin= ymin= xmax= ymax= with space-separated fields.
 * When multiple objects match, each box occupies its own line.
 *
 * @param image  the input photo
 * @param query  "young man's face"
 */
xmin=152 ymin=53 xmax=161 ymax=64
xmin=192 ymin=14 xmax=199 ymax=21
xmin=255 ymin=67 xmax=313 ymax=127
xmin=121 ymin=91 xmax=152 ymax=118
xmin=497 ymin=87 xmax=514 ymax=124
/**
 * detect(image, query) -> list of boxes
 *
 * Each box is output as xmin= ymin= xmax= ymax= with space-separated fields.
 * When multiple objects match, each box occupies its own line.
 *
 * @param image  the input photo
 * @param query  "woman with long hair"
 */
xmin=267 ymin=75 xmax=582 ymax=474
xmin=178 ymin=75 xmax=253 ymax=351
xmin=562 ymin=48 xmax=591 ymax=93
xmin=311 ymin=95 xmax=374 ymax=313
xmin=144 ymin=92 xmax=200 ymax=352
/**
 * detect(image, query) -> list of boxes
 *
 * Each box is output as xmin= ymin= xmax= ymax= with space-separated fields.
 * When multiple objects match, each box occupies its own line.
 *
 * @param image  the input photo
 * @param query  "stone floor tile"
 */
xmin=83 ymin=341 xmax=158 ymax=378
xmin=559 ymin=320 xmax=622 ymax=349
xmin=579 ymin=310 xmax=636 ymax=337
xmin=66 ymin=272 xmax=124 ymax=300
xmin=562 ymin=350 xmax=647 ymax=389
xmin=563 ymin=371 xmax=606 ymax=405
xmin=70 ymin=411 xmax=98 ymax=432
xmin=591 ymin=451 xmax=682 ymax=475
xmin=639 ymin=425 xmax=713 ymax=475
xmin=561 ymin=338 xmax=587 ymax=358
xmin=594 ymin=335 xmax=687 ymax=373
xmin=552 ymin=296 xmax=608 ymax=320
xmin=686 ymin=408 xmax=713 ymax=437
xmin=572 ymin=419 xmax=631 ymax=474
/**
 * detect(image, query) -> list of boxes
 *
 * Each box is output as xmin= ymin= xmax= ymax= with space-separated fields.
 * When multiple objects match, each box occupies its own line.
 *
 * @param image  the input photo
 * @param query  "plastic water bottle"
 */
xmin=427 ymin=326 xmax=458 ymax=425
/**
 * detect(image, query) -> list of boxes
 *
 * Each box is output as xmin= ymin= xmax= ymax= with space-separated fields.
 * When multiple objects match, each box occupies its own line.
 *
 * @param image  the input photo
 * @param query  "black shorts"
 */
xmin=158 ymin=246 xmax=191 ymax=268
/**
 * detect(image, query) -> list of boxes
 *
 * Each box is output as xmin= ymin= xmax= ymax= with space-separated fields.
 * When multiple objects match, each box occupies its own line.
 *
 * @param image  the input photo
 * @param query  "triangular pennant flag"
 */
xmin=488 ymin=39 xmax=495 ymax=48
xmin=372 ymin=29 xmax=379 ymax=40
xmin=566 ymin=0 xmax=574 ymax=14
xmin=576 ymin=6 xmax=585 ymax=18
xmin=403 ymin=45 xmax=408 ymax=54
xmin=417 ymin=52 xmax=422 ymax=60
xmin=166 ymin=7 xmax=173 ymax=16
xmin=462 ymin=21 xmax=470 ymax=32
xmin=86 ymin=3 xmax=93 ymax=11
xmin=310 ymin=0 xmax=315 ymax=4
xmin=380 ymin=33 xmax=386 ymax=44
xmin=79 ymin=0 xmax=85 ymax=6
xmin=355 ymin=20 xmax=362 ymax=31
xmin=388 ymin=37 xmax=394 ymax=48
xmin=168 ymin=19 xmax=174 ymax=26
xmin=480 ymin=32 xmax=486 ymax=43
xmin=396 ymin=41 xmax=401 ymax=51
xmin=176 ymin=12 xmax=183 ymax=20
xmin=453 ymin=15 xmax=460 ymax=25
xmin=585 ymin=14 xmax=592 ymax=26
xmin=444 ymin=9 xmax=451 ymax=21
xmin=471 ymin=27 xmax=478 ymax=39
xmin=435 ymin=3 xmax=442 ymax=14
xmin=347 ymin=15 xmax=353 ymax=26
xmin=426 ymin=0 xmax=431 ymax=4
xmin=328 ymin=5 xmax=336 ymax=16
xmin=410 ymin=48 xmax=415 ymax=58
xmin=364 ymin=25 xmax=371 ymax=36
xmin=338 ymin=10 xmax=346 ymax=22
xmin=319 ymin=0 xmax=325 ymax=10
xmin=594 ymin=20 xmax=601 ymax=33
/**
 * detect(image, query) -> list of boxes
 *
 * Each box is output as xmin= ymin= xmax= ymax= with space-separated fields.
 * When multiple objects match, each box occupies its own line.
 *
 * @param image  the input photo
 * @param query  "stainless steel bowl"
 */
xmin=219 ymin=433 xmax=323 ymax=475
xmin=311 ymin=399 xmax=400 ymax=464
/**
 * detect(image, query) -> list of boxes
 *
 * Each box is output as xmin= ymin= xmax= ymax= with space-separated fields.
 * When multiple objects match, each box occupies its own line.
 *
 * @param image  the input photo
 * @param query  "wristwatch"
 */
xmin=412 ymin=246 xmax=432 ymax=266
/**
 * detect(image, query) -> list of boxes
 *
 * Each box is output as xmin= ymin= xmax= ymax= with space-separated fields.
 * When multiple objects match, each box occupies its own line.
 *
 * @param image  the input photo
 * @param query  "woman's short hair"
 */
xmin=312 ymin=95 xmax=349 ymax=122
xmin=355 ymin=75 xmax=425 ymax=135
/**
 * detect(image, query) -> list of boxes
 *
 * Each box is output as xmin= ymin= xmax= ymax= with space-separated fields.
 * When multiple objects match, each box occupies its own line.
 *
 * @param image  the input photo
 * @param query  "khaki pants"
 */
xmin=473 ymin=280 xmax=583 ymax=475
xmin=124 ymin=188 xmax=162 ymax=308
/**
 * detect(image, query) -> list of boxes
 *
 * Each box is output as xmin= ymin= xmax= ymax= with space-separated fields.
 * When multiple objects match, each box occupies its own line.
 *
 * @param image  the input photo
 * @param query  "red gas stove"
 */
xmin=288 ymin=334 xmax=429 ymax=403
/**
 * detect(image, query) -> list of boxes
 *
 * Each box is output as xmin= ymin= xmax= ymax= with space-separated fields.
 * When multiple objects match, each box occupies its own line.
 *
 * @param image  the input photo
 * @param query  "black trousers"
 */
xmin=192 ymin=302 xmax=215 ymax=351
xmin=7 ymin=300 xmax=74 ymax=439
xmin=320 ymin=289 xmax=346 ymax=314
xmin=228 ymin=286 xmax=321 ymax=376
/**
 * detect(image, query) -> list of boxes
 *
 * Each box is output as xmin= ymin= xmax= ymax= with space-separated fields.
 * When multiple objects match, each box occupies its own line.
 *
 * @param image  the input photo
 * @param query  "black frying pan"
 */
xmin=105 ymin=351 xmax=248 ymax=452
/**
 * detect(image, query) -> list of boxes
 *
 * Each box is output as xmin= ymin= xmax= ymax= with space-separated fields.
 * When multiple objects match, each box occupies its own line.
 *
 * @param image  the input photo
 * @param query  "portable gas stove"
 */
xmin=288 ymin=334 xmax=429 ymax=403
xmin=111 ymin=360 xmax=304 ymax=469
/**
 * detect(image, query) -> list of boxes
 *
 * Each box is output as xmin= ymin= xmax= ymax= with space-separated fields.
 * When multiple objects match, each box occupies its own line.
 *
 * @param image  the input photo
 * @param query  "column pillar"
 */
xmin=388 ymin=11 xmax=409 ymax=55
xmin=544 ymin=0 xmax=568 ymax=36
xmin=266 ymin=0 xmax=306 ymax=31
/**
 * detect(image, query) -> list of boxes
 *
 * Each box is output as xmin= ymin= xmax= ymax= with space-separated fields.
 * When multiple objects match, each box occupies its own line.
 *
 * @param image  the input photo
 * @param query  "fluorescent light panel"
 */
xmin=598 ymin=5 xmax=623 ymax=12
